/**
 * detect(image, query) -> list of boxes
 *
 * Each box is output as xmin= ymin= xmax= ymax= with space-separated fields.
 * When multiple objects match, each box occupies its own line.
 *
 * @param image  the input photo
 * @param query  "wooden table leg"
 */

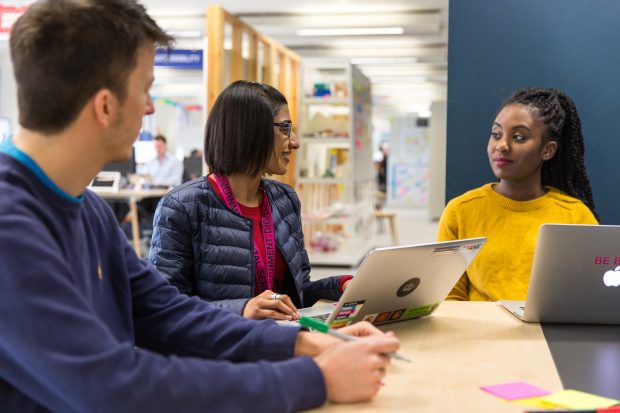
xmin=388 ymin=214 xmax=399 ymax=245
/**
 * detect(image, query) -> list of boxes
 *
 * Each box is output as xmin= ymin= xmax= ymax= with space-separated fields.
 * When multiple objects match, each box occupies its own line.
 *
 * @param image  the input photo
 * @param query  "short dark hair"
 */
xmin=153 ymin=134 xmax=167 ymax=144
xmin=10 ymin=0 xmax=173 ymax=134
xmin=501 ymin=87 xmax=598 ymax=219
xmin=204 ymin=81 xmax=288 ymax=177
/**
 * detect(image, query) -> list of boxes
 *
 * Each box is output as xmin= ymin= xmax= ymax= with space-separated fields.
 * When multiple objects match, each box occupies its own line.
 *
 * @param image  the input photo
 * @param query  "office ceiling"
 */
xmin=144 ymin=0 xmax=449 ymax=116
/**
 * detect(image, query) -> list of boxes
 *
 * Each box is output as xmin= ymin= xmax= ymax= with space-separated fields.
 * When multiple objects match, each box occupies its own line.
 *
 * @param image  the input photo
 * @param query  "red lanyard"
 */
xmin=212 ymin=174 xmax=275 ymax=294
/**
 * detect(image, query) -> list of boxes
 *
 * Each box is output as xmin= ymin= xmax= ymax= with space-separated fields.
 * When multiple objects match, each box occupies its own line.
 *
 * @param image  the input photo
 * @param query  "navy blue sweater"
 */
xmin=0 ymin=145 xmax=326 ymax=413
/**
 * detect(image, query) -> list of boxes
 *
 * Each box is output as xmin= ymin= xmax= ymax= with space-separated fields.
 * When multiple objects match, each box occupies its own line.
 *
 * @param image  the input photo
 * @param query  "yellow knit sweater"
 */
xmin=437 ymin=183 xmax=598 ymax=301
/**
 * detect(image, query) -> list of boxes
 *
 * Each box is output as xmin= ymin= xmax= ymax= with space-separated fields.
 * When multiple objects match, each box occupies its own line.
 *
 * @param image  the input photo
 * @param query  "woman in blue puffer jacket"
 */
xmin=149 ymin=81 xmax=352 ymax=321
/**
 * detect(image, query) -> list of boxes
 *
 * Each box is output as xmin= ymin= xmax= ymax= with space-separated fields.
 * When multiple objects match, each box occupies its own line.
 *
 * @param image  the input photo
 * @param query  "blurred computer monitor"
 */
xmin=183 ymin=156 xmax=203 ymax=182
xmin=101 ymin=147 xmax=136 ymax=177
xmin=133 ymin=140 xmax=156 ymax=164
xmin=0 ymin=116 xmax=12 ymax=143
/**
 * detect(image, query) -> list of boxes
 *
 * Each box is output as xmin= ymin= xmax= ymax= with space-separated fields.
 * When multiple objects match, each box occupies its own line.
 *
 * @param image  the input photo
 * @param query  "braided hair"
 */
xmin=501 ymin=87 xmax=598 ymax=219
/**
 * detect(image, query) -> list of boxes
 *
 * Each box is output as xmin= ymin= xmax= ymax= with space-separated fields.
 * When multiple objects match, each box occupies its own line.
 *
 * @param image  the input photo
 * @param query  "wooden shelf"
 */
xmin=297 ymin=62 xmax=374 ymax=266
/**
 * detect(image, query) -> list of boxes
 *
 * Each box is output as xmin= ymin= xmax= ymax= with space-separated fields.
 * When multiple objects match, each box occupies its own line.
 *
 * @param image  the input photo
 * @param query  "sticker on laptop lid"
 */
xmin=431 ymin=246 xmax=460 ymax=256
xmin=403 ymin=302 xmax=440 ymax=320
xmin=330 ymin=319 xmax=353 ymax=328
xmin=374 ymin=311 xmax=392 ymax=324
xmin=462 ymin=242 xmax=484 ymax=251
xmin=362 ymin=313 xmax=378 ymax=323
xmin=333 ymin=300 xmax=365 ymax=321
xmin=389 ymin=308 xmax=406 ymax=321
xmin=397 ymin=277 xmax=421 ymax=297
xmin=331 ymin=301 xmax=365 ymax=328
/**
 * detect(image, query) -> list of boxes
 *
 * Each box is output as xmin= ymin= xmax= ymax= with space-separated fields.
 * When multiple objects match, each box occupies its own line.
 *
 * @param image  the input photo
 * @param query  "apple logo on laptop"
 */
xmin=397 ymin=277 xmax=421 ymax=297
xmin=603 ymin=266 xmax=620 ymax=287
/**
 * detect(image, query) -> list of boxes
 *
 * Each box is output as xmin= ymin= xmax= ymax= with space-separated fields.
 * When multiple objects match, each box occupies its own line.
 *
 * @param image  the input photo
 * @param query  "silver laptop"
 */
xmin=89 ymin=171 xmax=121 ymax=192
xmin=500 ymin=224 xmax=620 ymax=325
xmin=299 ymin=238 xmax=486 ymax=327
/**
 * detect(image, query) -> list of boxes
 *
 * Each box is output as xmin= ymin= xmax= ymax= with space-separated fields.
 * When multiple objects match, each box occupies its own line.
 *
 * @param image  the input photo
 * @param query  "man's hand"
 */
xmin=315 ymin=335 xmax=400 ymax=403
xmin=294 ymin=321 xmax=401 ymax=402
xmin=338 ymin=321 xmax=391 ymax=338
xmin=242 ymin=290 xmax=300 ymax=320
xmin=294 ymin=321 xmax=392 ymax=357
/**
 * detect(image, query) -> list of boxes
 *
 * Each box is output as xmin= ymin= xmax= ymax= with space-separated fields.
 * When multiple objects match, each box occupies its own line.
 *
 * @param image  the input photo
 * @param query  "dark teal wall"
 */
xmin=447 ymin=0 xmax=620 ymax=223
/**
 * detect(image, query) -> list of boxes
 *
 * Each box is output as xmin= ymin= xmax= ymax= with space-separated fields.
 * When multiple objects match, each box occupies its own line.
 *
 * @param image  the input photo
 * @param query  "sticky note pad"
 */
xmin=541 ymin=389 xmax=619 ymax=410
xmin=480 ymin=382 xmax=551 ymax=400
xmin=510 ymin=396 xmax=559 ymax=409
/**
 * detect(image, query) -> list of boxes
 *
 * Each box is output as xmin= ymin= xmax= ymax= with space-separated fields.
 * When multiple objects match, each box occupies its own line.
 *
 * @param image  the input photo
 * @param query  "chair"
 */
xmin=373 ymin=209 xmax=399 ymax=246
xmin=373 ymin=191 xmax=398 ymax=245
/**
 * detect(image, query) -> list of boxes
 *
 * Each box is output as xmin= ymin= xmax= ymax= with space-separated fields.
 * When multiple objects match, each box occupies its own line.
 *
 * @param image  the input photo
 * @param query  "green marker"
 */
xmin=298 ymin=316 xmax=411 ymax=363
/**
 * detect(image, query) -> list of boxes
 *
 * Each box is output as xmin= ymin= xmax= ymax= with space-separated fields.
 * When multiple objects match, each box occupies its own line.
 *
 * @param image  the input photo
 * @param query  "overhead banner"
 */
xmin=0 ymin=5 xmax=27 ymax=34
xmin=154 ymin=49 xmax=203 ymax=69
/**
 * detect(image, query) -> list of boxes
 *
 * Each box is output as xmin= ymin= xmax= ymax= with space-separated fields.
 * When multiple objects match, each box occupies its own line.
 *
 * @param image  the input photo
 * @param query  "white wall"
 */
xmin=427 ymin=101 xmax=447 ymax=221
xmin=0 ymin=43 xmax=19 ymax=132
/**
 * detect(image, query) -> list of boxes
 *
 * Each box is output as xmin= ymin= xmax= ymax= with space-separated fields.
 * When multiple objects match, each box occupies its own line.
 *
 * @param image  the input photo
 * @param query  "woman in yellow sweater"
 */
xmin=437 ymin=88 xmax=598 ymax=301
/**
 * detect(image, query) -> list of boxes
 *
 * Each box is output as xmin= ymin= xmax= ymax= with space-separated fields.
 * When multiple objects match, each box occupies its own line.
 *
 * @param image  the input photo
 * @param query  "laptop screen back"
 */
xmin=524 ymin=224 xmax=620 ymax=324
xmin=325 ymin=237 xmax=486 ymax=327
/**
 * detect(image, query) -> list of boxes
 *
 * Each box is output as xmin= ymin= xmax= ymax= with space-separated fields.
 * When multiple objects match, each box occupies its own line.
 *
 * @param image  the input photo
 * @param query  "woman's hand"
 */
xmin=242 ymin=290 xmax=300 ymax=320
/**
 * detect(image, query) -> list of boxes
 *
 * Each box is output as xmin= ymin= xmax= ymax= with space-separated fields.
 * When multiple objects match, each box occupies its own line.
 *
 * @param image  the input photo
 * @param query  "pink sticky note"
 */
xmin=480 ymin=382 xmax=551 ymax=400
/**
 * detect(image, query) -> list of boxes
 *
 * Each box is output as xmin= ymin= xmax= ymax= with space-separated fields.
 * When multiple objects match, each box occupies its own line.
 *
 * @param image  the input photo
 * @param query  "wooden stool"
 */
xmin=375 ymin=191 xmax=387 ymax=209
xmin=373 ymin=210 xmax=399 ymax=245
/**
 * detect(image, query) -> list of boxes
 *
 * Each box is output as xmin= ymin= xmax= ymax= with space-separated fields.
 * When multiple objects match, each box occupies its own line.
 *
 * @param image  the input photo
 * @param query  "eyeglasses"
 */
xmin=273 ymin=122 xmax=293 ymax=138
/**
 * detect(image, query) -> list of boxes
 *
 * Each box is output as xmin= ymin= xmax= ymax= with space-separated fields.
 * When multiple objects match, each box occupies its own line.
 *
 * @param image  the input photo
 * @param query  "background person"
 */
xmin=182 ymin=147 xmax=204 ymax=182
xmin=437 ymin=87 xmax=598 ymax=301
xmin=189 ymin=148 xmax=203 ymax=158
xmin=150 ymin=81 xmax=353 ymax=320
xmin=0 ymin=1 xmax=400 ymax=411
xmin=137 ymin=134 xmax=183 ymax=232
xmin=140 ymin=134 xmax=183 ymax=187
xmin=373 ymin=141 xmax=389 ymax=194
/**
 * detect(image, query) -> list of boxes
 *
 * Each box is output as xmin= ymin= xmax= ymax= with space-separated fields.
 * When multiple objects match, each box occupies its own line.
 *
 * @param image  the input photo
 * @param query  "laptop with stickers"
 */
xmin=499 ymin=224 xmax=620 ymax=325
xmin=298 ymin=237 xmax=486 ymax=328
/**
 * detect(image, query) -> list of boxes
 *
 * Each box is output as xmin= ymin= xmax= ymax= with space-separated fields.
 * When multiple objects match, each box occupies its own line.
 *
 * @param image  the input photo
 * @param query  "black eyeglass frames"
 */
xmin=273 ymin=122 xmax=293 ymax=138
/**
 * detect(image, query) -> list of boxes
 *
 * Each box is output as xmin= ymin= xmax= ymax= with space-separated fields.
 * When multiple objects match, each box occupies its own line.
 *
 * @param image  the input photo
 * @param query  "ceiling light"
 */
xmin=167 ymin=30 xmax=203 ymax=39
xmin=296 ymin=27 xmax=404 ymax=36
xmin=350 ymin=57 xmax=418 ymax=65
xmin=417 ymin=109 xmax=432 ymax=118
xmin=371 ymin=76 xmax=426 ymax=84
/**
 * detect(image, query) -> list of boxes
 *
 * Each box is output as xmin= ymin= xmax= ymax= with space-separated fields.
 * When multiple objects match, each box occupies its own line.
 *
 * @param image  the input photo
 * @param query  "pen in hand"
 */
xmin=298 ymin=316 xmax=412 ymax=363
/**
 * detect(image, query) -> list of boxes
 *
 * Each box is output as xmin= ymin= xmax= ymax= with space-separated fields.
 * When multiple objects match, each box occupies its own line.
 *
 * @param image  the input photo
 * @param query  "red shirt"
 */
xmin=210 ymin=176 xmax=287 ymax=293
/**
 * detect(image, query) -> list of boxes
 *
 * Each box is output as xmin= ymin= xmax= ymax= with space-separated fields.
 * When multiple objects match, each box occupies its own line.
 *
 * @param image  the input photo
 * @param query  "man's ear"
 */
xmin=93 ymin=89 xmax=116 ymax=127
xmin=543 ymin=140 xmax=558 ymax=161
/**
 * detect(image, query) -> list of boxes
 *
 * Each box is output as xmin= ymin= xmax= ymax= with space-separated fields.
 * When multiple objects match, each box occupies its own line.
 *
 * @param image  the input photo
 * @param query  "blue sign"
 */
xmin=155 ymin=49 xmax=203 ymax=69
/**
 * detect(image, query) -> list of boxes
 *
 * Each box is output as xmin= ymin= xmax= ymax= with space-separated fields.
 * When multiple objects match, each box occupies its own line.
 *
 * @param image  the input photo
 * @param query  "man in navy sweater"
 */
xmin=0 ymin=1 xmax=400 ymax=412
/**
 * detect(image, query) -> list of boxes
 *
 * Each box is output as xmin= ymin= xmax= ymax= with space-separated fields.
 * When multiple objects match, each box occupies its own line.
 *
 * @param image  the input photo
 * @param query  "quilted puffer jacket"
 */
xmin=149 ymin=176 xmax=343 ymax=315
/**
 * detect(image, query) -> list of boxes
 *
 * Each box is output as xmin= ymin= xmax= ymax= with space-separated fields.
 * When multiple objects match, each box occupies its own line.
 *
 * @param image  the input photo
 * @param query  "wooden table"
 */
xmin=92 ymin=188 xmax=169 ymax=257
xmin=311 ymin=301 xmax=563 ymax=412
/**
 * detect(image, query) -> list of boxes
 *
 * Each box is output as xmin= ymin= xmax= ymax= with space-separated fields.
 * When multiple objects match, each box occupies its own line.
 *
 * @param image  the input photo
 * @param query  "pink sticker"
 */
xmin=480 ymin=382 xmax=551 ymax=401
